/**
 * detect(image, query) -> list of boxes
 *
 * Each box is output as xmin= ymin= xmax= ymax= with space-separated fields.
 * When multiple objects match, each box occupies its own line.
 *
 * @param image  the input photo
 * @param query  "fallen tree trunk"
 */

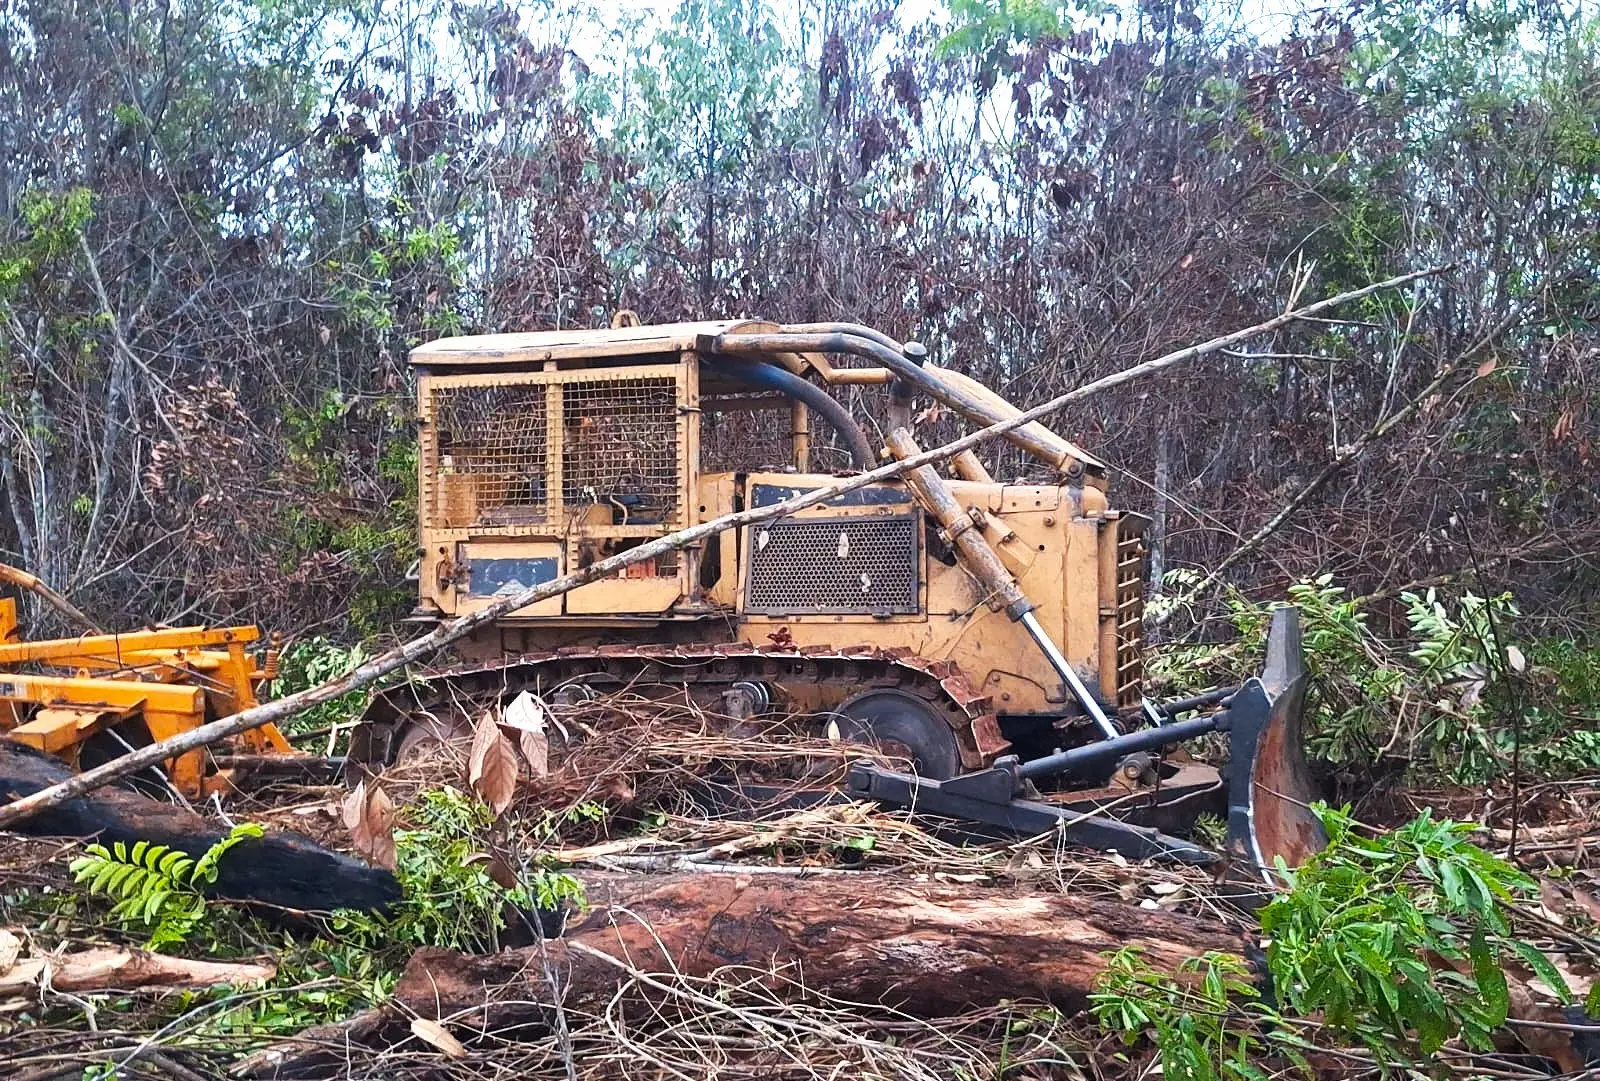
xmin=237 ymin=871 xmax=1255 ymax=1077
xmin=0 ymin=267 xmax=1445 ymax=830
xmin=407 ymin=871 xmax=1254 ymax=1013
xmin=0 ymin=945 xmax=274 ymax=995
xmin=0 ymin=742 xmax=399 ymax=915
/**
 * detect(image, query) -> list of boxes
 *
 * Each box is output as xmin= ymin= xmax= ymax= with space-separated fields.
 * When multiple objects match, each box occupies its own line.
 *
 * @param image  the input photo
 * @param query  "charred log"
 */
xmin=0 ymin=741 xmax=398 ymax=915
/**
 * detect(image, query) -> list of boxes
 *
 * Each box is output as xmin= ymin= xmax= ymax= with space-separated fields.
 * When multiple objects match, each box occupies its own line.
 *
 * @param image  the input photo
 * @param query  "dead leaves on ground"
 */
xmin=1533 ymin=873 xmax=1600 ymax=931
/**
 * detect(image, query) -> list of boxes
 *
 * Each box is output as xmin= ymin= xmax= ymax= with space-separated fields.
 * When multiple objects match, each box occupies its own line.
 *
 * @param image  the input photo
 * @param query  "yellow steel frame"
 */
xmin=0 ymin=623 xmax=291 ymax=798
xmin=0 ymin=626 xmax=258 ymax=666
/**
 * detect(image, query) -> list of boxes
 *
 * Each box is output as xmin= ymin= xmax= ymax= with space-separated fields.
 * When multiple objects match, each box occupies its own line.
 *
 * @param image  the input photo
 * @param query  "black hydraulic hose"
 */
xmin=701 ymin=356 xmax=876 ymax=471
xmin=1156 ymin=685 xmax=1239 ymax=718
xmin=713 ymin=330 xmax=1080 ymax=474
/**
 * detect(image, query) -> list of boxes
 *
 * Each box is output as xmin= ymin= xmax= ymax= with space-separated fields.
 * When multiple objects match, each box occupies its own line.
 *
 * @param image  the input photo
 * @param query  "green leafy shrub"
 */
xmin=189 ymin=932 xmax=402 ymax=1039
xmin=335 ymin=787 xmax=585 ymax=954
xmin=1153 ymin=572 xmax=1599 ymax=782
xmin=1093 ymin=949 xmax=1284 ymax=1081
xmin=268 ymin=637 xmax=373 ymax=746
xmin=1262 ymin=805 xmax=1564 ymax=1059
xmin=69 ymin=824 xmax=264 ymax=951
xmin=1093 ymin=805 xmax=1569 ymax=1073
xmin=87 ymin=787 xmax=589 ymax=1039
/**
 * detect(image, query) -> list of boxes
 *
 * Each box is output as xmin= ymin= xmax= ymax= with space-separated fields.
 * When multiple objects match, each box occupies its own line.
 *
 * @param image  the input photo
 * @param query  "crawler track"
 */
xmin=350 ymin=643 xmax=1010 ymax=770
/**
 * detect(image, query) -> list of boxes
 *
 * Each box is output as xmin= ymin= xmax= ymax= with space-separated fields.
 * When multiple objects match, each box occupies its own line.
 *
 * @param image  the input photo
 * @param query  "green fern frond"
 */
xmin=68 ymin=822 xmax=264 ymax=949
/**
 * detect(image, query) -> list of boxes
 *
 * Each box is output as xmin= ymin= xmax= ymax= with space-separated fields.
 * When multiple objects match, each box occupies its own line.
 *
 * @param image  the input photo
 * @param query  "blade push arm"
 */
xmin=885 ymin=427 xmax=1119 ymax=738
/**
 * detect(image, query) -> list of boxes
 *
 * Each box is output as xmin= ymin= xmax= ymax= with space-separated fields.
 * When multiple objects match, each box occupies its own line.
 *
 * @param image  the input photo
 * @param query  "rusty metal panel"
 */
xmin=744 ymin=512 xmax=921 ymax=616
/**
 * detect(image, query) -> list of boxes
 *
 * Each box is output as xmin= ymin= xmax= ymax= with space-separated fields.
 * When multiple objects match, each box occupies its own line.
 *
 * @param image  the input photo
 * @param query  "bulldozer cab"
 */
xmin=414 ymin=320 xmax=749 ymax=622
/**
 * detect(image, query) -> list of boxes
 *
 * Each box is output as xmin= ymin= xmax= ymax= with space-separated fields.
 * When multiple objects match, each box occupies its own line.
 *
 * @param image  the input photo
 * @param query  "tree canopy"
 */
xmin=0 ymin=0 xmax=1594 ymax=636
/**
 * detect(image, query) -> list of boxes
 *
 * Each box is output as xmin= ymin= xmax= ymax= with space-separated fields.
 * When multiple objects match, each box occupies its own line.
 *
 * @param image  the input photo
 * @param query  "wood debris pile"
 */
xmin=1 ymin=695 xmax=1598 ymax=1081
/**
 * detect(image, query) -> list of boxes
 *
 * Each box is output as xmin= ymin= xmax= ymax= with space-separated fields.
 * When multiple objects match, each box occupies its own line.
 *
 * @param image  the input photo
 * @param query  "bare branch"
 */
xmin=1160 ymin=304 xmax=1517 ymax=621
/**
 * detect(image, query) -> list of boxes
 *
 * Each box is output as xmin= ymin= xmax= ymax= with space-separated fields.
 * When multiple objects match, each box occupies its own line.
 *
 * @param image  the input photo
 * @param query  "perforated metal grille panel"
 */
xmin=562 ymin=377 xmax=681 ymax=526
xmin=1114 ymin=519 xmax=1148 ymax=707
xmin=745 ymin=514 xmax=920 ymax=615
xmin=432 ymin=385 xmax=549 ymax=528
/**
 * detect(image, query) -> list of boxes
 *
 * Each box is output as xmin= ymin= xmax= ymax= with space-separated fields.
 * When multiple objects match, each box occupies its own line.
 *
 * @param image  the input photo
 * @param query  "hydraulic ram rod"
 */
xmin=1019 ymin=610 xmax=1118 ymax=739
xmin=1015 ymin=711 xmax=1224 ymax=781
xmin=886 ymin=427 xmax=1119 ymax=740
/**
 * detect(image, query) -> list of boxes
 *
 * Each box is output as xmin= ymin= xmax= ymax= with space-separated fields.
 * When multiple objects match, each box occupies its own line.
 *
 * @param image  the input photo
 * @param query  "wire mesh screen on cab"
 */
xmin=561 ymin=377 xmax=680 ymax=526
xmin=432 ymin=385 xmax=550 ymax=528
xmin=427 ymin=374 xmax=682 ymax=532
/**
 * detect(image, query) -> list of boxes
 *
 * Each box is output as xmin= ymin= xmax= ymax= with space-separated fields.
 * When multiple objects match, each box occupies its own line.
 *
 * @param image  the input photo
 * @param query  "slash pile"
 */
xmin=1 ymin=692 xmax=1597 ymax=1081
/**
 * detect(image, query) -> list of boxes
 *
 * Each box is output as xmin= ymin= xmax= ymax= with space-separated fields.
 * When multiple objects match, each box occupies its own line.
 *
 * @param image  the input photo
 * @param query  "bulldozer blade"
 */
xmin=1225 ymin=606 xmax=1327 ymax=880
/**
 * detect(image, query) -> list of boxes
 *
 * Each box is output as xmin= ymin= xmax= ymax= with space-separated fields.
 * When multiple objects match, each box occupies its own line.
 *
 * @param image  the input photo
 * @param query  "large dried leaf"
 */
xmin=1553 ymin=406 xmax=1577 ymax=442
xmin=1539 ymin=877 xmax=1568 ymax=926
xmin=341 ymin=779 xmax=366 ymax=832
xmin=365 ymin=787 xmax=397 ymax=870
xmin=0 ymin=928 xmax=20 ymax=974
xmin=410 ymin=1017 xmax=468 ymax=1059
xmin=519 ymin=729 xmax=550 ymax=777
xmin=500 ymin=691 xmax=551 ymax=776
xmin=486 ymin=853 xmax=518 ymax=889
xmin=342 ymin=780 xmax=396 ymax=870
xmin=468 ymin=711 xmax=518 ymax=816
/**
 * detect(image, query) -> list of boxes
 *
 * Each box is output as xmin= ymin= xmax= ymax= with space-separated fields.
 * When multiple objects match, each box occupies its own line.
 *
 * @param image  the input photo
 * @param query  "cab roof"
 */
xmin=408 ymin=320 xmax=776 ymax=369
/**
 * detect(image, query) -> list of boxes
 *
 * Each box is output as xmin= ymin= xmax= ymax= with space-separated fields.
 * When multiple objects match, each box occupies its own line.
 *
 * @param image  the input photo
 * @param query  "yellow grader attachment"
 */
xmin=0 ymin=567 xmax=292 ymax=798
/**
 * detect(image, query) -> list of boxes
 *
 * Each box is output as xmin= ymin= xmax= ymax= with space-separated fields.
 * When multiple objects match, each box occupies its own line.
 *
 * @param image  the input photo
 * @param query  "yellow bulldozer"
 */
xmin=345 ymin=316 xmax=1326 ymax=873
